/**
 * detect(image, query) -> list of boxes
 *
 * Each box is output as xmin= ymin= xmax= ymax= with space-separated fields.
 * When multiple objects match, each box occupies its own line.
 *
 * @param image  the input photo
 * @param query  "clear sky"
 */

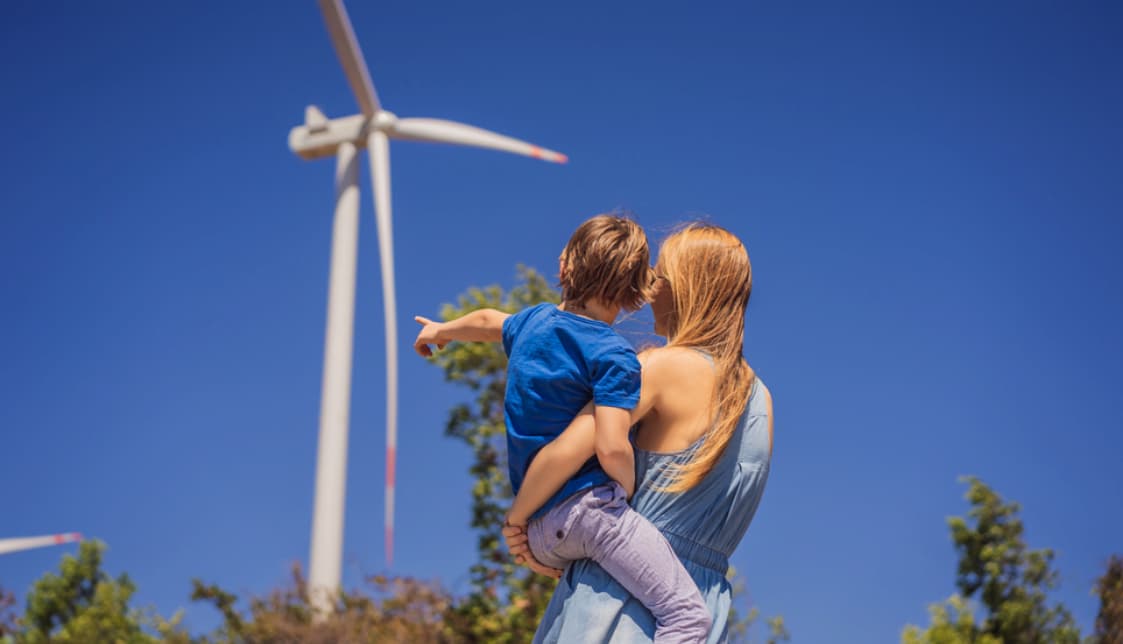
xmin=2 ymin=1 xmax=1120 ymax=641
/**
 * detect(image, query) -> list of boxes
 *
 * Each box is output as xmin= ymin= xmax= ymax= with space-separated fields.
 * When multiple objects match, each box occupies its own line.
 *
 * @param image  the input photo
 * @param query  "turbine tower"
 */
xmin=290 ymin=0 xmax=566 ymax=613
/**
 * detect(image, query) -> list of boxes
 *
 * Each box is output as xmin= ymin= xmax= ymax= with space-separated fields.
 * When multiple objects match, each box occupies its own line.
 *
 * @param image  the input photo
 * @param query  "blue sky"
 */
xmin=2 ymin=1 xmax=1121 ymax=641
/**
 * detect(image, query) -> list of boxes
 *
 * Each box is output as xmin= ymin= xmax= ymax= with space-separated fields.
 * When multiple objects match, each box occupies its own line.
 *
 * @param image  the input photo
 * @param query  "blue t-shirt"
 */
xmin=502 ymin=303 xmax=641 ymax=519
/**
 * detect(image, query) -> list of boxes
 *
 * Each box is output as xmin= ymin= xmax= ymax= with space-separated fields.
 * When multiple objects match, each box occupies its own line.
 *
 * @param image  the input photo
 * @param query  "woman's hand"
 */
xmin=502 ymin=522 xmax=562 ymax=579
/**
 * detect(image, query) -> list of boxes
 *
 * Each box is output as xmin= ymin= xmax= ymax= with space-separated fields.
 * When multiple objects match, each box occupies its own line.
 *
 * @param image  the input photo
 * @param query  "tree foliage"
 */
xmin=189 ymin=565 xmax=458 ymax=643
xmin=901 ymin=595 xmax=1002 ymax=644
xmin=428 ymin=266 xmax=562 ymax=642
xmin=0 ymin=585 xmax=18 ymax=642
xmin=1095 ymin=555 xmax=1123 ymax=644
xmin=12 ymin=539 xmax=184 ymax=644
xmin=903 ymin=477 xmax=1080 ymax=644
xmin=726 ymin=567 xmax=789 ymax=644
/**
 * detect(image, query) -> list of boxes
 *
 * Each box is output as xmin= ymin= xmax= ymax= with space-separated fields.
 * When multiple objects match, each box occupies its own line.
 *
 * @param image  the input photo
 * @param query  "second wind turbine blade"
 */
xmin=368 ymin=129 xmax=398 ymax=567
xmin=318 ymin=0 xmax=380 ymax=116
xmin=389 ymin=118 xmax=568 ymax=164
xmin=0 ymin=533 xmax=82 ymax=556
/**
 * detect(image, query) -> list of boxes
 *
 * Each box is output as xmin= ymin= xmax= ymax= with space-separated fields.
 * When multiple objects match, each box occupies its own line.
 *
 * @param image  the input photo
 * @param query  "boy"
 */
xmin=413 ymin=214 xmax=711 ymax=643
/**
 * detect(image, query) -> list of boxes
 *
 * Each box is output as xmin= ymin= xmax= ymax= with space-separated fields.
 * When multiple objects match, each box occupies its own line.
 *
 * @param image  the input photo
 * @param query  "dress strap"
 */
xmin=686 ymin=347 xmax=717 ymax=370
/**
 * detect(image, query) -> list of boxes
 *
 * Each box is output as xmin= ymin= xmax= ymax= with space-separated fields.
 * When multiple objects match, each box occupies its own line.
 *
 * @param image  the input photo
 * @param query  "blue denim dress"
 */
xmin=533 ymin=377 xmax=773 ymax=644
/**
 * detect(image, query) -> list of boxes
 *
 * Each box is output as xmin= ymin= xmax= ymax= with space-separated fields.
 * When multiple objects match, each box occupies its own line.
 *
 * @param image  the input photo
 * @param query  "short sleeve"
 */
xmin=591 ymin=348 xmax=641 ymax=410
xmin=502 ymin=305 xmax=536 ymax=356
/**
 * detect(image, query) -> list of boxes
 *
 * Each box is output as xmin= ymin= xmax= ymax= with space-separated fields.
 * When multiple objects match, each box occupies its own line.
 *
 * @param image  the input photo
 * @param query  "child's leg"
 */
xmin=525 ymin=505 xmax=574 ymax=571
xmin=528 ymin=483 xmax=711 ymax=644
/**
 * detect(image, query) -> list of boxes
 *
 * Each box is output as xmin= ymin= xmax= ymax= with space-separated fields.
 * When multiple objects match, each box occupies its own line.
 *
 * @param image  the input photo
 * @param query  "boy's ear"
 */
xmin=558 ymin=257 xmax=568 ymax=282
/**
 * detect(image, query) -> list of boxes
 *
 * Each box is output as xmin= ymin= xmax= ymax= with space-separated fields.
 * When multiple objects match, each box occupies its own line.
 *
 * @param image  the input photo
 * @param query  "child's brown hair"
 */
xmin=559 ymin=214 xmax=655 ymax=312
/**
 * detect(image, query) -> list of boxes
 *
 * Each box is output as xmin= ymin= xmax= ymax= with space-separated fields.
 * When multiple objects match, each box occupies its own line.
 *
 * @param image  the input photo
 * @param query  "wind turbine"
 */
xmin=0 ymin=533 xmax=82 ymax=556
xmin=289 ymin=0 xmax=567 ymax=612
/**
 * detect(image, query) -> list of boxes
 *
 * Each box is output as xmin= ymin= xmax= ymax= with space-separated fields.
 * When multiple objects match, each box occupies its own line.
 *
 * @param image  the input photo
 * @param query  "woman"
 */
xmin=504 ymin=223 xmax=773 ymax=643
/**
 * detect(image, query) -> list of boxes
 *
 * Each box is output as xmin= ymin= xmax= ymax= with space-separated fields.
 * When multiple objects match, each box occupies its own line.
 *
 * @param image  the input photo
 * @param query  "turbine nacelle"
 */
xmin=290 ymin=109 xmax=368 ymax=160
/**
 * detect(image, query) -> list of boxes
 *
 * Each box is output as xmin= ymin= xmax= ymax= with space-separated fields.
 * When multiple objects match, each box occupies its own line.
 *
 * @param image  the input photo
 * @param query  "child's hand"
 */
xmin=413 ymin=316 xmax=447 ymax=357
xmin=502 ymin=522 xmax=562 ymax=579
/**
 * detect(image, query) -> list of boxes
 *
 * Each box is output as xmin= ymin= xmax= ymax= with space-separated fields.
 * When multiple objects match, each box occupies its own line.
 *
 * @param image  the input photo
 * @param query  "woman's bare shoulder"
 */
xmin=638 ymin=345 xmax=711 ymax=365
xmin=638 ymin=347 xmax=714 ymax=384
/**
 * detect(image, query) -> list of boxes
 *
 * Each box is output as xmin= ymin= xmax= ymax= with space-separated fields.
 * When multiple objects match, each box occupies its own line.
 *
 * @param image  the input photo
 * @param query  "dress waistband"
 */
xmin=662 ymin=531 xmax=729 ymax=575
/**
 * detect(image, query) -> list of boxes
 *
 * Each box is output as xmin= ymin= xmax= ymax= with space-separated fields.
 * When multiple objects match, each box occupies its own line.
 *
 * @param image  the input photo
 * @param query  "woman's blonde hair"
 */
xmin=656 ymin=223 xmax=754 ymax=492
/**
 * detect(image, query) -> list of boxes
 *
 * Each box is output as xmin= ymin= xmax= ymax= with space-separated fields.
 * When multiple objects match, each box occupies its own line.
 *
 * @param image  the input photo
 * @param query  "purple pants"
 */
xmin=528 ymin=482 xmax=712 ymax=643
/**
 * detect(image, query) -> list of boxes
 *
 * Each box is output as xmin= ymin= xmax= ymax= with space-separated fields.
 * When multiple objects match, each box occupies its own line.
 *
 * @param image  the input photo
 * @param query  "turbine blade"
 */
xmin=0 ymin=532 xmax=82 ymax=556
xmin=389 ymin=118 xmax=568 ymax=164
xmin=318 ymin=0 xmax=380 ymax=116
xmin=368 ymin=129 xmax=398 ymax=567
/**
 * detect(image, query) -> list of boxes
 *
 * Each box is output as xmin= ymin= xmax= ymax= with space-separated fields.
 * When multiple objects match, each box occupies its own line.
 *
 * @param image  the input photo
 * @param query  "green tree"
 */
xmin=190 ymin=565 xmax=459 ymax=643
xmin=762 ymin=616 xmax=791 ymax=644
xmin=15 ymin=539 xmax=184 ymax=644
xmin=1094 ymin=555 xmax=1123 ymax=644
xmin=902 ymin=595 xmax=1002 ymax=644
xmin=731 ymin=609 xmax=790 ymax=644
xmin=428 ymin=266 xmax=561 ymax=642
xmin=903 ymin=477 xmax=1080 ymax=644
xmin=726 ymin=567 xmax=789 ymax=644
xmin=1 ymin=585 xmax=17 ymax=642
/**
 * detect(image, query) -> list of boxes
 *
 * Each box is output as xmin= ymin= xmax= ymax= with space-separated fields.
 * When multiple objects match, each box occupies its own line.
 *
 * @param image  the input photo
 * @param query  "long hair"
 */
xmin=656 ymin=223 xmax=754 ymax=492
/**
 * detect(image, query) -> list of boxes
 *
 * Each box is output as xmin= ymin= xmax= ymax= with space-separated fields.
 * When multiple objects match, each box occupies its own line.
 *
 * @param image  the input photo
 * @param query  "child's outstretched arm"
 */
xmin=413 ymin=309 xmax=510 ymax=357
xmin=506 ymin=404 xmax=597 ymax=526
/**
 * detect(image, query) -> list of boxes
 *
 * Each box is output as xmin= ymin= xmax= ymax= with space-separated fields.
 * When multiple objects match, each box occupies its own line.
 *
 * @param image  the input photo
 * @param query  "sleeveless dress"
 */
xmin=533 ymin=375 xmax=772 ymax=644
